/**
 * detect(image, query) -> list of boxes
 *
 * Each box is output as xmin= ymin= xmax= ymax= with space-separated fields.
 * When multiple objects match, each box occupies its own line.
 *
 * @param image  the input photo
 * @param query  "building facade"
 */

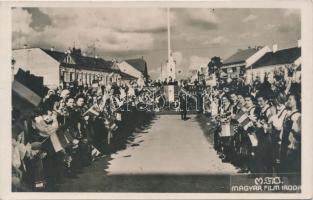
xmin=12 ymin=47 xmax=148 ymax=88
xmin=13 ymin=48 xmax=60 ymax=87
xmin=221 ymin=46 xmax=271 ymax=80
xmin=249 ymin=45 xmax=301 ymax=83
xmin=118 ymin=58 xmax=148 ymax=86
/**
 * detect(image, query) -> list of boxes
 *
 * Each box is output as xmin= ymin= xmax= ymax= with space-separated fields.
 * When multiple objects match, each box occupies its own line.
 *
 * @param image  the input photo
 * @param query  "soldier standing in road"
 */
xmin=179 ymin=93 xmax=187 ymax=120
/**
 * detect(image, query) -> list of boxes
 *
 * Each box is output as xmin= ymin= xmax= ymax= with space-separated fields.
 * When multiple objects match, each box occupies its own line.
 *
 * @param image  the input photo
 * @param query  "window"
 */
xmin=66 ymin=56 xmax=70 ymax=63
xmin=86 ymin=74 xmax=90 ymax=84
xmin=64 ymin=71 xmax=70 ymax=82
xmin=70 ymin=72 xmax=75 ymax=82
xmin=82 ymin=73 xmax=86 ymax=84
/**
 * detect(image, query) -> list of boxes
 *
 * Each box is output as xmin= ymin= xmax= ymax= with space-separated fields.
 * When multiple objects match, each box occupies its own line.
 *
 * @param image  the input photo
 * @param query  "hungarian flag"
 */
xmin=234 ymin=109 xmax=254 ymax=131
xmin=12 ymin=80 xmax=42 ymax=107
xmin=91 ymin=144 xmax=101 ymax=161
xmin=83 ymin=105 xmax=100 ymax=117
xmin=220 ymin=121 xmax=236 ymax=137
xmin=41 ymin=128 xmax=73 ymax=154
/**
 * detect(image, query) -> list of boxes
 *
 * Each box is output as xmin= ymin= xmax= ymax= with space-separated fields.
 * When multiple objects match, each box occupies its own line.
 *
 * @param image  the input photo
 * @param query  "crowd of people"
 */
xmin=203 ymin=70 xmax=301 ymax=176
xmin=11 ymin=65 xmax=302 ymax=191
xmin=12 ymin=79 xmax=155 ymax=191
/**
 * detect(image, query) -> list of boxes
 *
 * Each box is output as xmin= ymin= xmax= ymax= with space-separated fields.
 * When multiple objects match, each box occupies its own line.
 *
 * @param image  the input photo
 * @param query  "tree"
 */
xmin=207 ymin=56 xmax=222 ymax=76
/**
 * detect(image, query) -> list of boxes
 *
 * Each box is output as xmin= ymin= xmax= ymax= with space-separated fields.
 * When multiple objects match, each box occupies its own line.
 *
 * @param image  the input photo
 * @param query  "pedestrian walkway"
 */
xmin=107 ymin=115 xmax=237 ymax=174
xmin=58 ymin=115 xmax=237 ymax=192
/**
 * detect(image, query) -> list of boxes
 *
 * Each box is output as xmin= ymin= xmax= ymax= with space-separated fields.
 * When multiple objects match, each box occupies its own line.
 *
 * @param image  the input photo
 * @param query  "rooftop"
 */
xmin=252 ymin=47 xmax=301 ymax=68
xmin=125 ymin=58 xmax=148 ymax=75
xmin=223 ymin=47 xmax=259 ymax=66
xmin=119 ymin=71 xmax=137 ymax=80
xmin=41 ymin=48 xmax=67 ymax=62
xmin=42 ymin=48 xmax=114 ymax=72
xmin=13 ymin=47 xmax=148 ymax=78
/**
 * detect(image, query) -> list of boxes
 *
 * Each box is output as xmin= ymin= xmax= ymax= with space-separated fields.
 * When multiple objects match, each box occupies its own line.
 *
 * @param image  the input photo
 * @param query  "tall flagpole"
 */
xmin=161 ymin=64 xmax=163 ymax=80
xmin=167 ymin=7 xmax=171 ymax=61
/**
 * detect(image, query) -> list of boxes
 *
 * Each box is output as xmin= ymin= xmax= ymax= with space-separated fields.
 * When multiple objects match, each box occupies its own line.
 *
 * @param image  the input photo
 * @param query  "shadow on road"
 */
xmin=58 ymin=173 xmax=231 ymax=192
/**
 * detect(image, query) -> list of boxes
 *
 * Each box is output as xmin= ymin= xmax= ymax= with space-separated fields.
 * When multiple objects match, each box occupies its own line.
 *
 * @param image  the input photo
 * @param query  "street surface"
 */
xmin=58 ymin=115 xmax=237 ymax=192
xmin=107 ymin=115 xmax=236 ymax=175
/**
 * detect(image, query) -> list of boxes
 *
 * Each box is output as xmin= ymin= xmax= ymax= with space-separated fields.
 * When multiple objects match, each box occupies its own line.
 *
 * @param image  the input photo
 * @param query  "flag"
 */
xmin=50 ymin=132 xmax=63 ymax=152
xmin=110 ymin=123 xmax=118 ymax=131
xmin=12 ymin=122 xmax=24 ymax=139
xmin=234 ymin=109 xmax=254 ymax=131
xmin=91 ymin=145 xmax=101 ymax=161
xmin=220 ymin=121 xmax=235 ymax=137
xmin=83 ymin=105 xmax=100 ymax=117
xmin=242 ymin=121 xmax=254 ymax=131
xmin=12 ymin=80 xmax=42 ymax=107
xmin=41 ymin=128 xmax=73 ymax=154
xmin=234 ymin=110 xmax=247 ymax=122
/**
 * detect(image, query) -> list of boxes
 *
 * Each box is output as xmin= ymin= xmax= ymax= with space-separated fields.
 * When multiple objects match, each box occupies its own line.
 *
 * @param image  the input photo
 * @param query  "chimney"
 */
xmin=297 ymin=39 xmax=301 ymax=47
xmin=23 ymin=44 xmax=28 ymax=49
xmin=50 ymin=46 xmax=54 ymax=51
xmin=72 ymin=48 xmax=81 ymax=55
xmin=82 ymin=52 xmax=87 ymax=56
xmin=272 ymin=44 xmax=278 ymax=53
xmin=95 ymin=55 xmax=98 ymax=59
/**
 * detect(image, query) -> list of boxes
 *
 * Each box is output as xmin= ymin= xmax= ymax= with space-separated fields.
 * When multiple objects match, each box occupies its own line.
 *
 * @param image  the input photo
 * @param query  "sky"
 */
xmin=12 ymin=7 xmax=300 ymax=79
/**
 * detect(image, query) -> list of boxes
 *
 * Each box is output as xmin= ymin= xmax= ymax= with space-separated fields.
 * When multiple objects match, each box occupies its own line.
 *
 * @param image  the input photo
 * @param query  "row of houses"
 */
xmin=12 ymin=47 xmax=149 ymax=88
xmin=222 ymin=41 xmax=301 ymax=83
xmin=195 ymin=40 xmax=301 ymax=85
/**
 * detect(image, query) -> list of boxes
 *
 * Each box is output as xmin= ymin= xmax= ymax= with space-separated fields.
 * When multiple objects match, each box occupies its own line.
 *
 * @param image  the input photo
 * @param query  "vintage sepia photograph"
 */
xmin=10 ymin=5 xmax=304 ymax=194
